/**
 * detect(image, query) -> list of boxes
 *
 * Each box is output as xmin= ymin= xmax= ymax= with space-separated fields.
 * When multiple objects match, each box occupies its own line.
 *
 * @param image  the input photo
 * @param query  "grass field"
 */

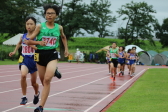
xmin=0 ymin=59 xmax=18 ymax=65
xmin=106 ymin=68 xmax=168 ymax=112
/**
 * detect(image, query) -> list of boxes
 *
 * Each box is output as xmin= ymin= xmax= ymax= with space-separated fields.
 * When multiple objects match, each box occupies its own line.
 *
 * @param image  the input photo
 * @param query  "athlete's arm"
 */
xmin=115 ymin=49 xmax=119 ymax=57
xmin=126 ymin=53 xmax=130 ymax=59
xmin=24 ymin=24 xmax=46 ymax=46
xmin=60 ymin=25 xmax=69 ymax=57
xmin=9 ymin=36 xmax=22 ymax=57
xmin=29 ymin=24 xmax=41 ymax=40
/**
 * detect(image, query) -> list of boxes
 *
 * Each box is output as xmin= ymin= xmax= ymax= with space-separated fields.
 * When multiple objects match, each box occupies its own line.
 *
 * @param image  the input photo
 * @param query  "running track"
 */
xmin=0 ymin=63 xmax=166 ymax=112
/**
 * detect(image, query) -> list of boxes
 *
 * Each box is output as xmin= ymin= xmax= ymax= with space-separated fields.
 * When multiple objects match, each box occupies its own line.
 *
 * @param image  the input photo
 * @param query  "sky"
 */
xmin=39 ymin=0 xmax=168 ymax=37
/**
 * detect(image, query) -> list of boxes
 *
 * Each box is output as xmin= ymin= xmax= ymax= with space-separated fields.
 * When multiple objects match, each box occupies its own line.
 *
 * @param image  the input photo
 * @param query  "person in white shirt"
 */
xmin=76 ymin=48 xmax=80 ymax=63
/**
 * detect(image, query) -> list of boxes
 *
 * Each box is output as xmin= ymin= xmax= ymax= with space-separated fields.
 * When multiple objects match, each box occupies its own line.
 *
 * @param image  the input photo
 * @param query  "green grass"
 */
xmin=0 ymin=59 xmax=18 ymax=65
xmin=106 ymin=68 xmax=168 ymax=112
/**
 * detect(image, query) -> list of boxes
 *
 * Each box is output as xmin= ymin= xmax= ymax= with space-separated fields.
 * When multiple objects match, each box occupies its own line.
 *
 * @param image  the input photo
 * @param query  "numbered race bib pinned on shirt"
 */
xmin=42 ymin=36 xmax=57 ymax=47
xmin=130 ymin=56 xmax=135 ymax=60
xmin=22 ymin=44 xmax=35 ymax=56
xmin=110 ymin=53 xmax=117 ymax=58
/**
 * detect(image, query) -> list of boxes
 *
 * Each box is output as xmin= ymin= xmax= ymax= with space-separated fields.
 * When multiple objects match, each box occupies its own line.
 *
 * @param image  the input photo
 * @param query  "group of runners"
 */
xmin=9 ymin=4 xmax=68 ymax=112
xmin=106 ymin=42 xmax=138 ymax=81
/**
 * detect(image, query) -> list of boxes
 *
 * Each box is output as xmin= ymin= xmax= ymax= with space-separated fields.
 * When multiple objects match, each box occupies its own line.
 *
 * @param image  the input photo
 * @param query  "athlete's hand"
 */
xmin=39 ymin=41 xmax=47 ymax=46
xmin=64 ymin=50 xmax=69 ymax=57
xmin=24 ymin=40 xmax=29 ymax=45
xmin=9 ymin=52 xmax=15 ymax=57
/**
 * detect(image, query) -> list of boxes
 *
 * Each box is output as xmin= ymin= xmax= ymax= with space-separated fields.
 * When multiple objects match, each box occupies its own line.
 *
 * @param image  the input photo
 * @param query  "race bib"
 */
xmin=42 ymin=36 xmax=57 ymax=47
xmin=110 ymin=53 xmax=117 ymax=58
xmin=22 ymin=44 xmax=35 ymax=55
xmin=130 ymin=56 xmax=135 ymax=60
xmin=18 ymin=55 xmax=24 ymax=63
xmin=34 ymin=53 xmax=39 ymax=62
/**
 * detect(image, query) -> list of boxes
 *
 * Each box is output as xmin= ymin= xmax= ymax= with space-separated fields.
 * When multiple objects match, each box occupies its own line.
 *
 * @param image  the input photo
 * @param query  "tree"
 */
xmin=0 ymin=0 xmax=41 ymax=36
xmin=117 ymin=1 xmax=156 ymax=46
xmin=88 ymin=0 xmax=116 ymax=38
xmin=154 ymin=18 xmax=168 ymax=48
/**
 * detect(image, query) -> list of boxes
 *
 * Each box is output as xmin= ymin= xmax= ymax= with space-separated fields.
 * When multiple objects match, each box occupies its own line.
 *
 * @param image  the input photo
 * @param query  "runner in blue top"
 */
xmin=9 ymin=17 xmax=40 ymax=105
xmin=127 ymin=49 xmax=136 ymax=77
xmin=117 ymin=46 xmax=126 ymax=76
xmin=126 ymin=49 xmax=131 ymax=75
xmin=132 ymin=46 xmax=138 ymax=76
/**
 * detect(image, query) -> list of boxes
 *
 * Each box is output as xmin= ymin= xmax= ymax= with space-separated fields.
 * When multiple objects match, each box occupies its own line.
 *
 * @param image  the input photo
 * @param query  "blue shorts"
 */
xmin=118 ymin=58 xmax=125 ymax=64
xmin=19 ymin=55 xmax=37 ymax=74
xmin=129 ymin=60 xmax=135 ymax=65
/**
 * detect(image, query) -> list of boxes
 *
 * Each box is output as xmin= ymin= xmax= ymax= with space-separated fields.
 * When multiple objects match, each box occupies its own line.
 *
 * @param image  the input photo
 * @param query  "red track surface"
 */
xmin=0 ymin=63 xmax=166 ymax=112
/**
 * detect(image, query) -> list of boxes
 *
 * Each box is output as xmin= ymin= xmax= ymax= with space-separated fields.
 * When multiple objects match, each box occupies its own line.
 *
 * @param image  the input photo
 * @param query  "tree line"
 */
xmin=0 ymin=0 xmax=167 ymax=48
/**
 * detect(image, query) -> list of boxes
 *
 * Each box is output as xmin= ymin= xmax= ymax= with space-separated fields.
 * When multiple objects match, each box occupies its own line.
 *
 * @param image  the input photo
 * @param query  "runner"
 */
xmin=106 ymin=46 xmax=112 ymax=74
xmin=127 ymin=49 xmax=136 ymax=77
xmin=117 ymin=46 xmax=126 ymax=76
xmin=132 ymin=46 xmax=138 ymax=76
xmin=126 ymin=49 xmax=131 ymax=75
xmin=109 ymin=42 xmax=119 ymax=81
xmin=9 ymin=17 xmax=40 ymax=105
xmin=24 ymin=4 xmax=68 ymax=112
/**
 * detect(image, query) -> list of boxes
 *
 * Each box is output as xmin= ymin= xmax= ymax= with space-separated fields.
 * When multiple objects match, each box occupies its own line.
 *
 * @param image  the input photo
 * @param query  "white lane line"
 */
xmin=0 ymin=70 xmax=19 ymax=73
xmin=0 ymin=74 xmax=20 ymax=78
xmin=0 ymin=70 xmax=107 ymax=94
xmin=0 ymin=65 xmax=103 ymax=75
xmin=0 ymin=66 xmax=106 ymax=83
xmin=2 ymin=76 xmax=109 ymax=112
xmin=84 ymin=69 xmax=146 ymax=112
xmin=0 ymin=78 xmax=29 ymax=84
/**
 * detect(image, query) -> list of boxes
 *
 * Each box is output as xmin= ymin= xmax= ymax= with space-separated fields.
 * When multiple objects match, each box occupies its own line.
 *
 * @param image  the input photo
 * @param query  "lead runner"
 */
xmin=25 ymin=4 xmax=68 ymax=112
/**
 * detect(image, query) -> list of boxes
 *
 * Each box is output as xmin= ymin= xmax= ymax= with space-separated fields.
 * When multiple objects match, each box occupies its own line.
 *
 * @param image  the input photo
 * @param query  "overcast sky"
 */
xmin=40 ymin=0 xmax=168 ymax=37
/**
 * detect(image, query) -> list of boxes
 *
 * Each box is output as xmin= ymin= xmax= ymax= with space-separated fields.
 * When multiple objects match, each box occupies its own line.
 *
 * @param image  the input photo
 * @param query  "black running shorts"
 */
xmin=35 ymin=49 xmax=58 ymax=67
xmin=111 ymin=58 xmax=118 ymax=68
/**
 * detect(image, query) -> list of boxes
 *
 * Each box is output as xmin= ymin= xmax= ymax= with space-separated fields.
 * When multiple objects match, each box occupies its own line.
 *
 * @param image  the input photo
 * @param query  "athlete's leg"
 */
xmin=30 ymin=71 xmax=39 ymax=95
xmin=20 ymin=65 xmax=29 ymax=96
xmin=36 ymin=64 xmax=46 ymax=86
xmin=39 ymin=60 xmax=57 ymax=107
xmin=110 ymin=63 xmax=114 ymax=77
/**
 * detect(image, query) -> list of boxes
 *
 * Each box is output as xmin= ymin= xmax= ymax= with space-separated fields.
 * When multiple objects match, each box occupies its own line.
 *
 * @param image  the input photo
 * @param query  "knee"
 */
xmin=21 ymin=75 xmax=26 ymax=80
xmin=31 ymin=82 xmax=37 ymax=87
xmin=43 ymin=77 xmax=51 ymax=85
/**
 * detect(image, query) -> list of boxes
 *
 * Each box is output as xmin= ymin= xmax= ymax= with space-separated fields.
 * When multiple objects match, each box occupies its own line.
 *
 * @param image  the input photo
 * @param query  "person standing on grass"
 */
xmin=117 ymin=46 xmax=126 ymax=76
xmin=24 ymin=4 xmax=68 ymax=112
xmin=9 ymin=17 xmax=40 ymax=105
xmin=76 ymin=48 xmax=80 ymax=63
xmin=109 ymin=42 xmax=119 ymax=81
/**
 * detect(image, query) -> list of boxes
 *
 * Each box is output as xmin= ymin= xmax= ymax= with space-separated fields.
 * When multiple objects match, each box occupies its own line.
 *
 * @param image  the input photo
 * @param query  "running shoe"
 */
xmin=34 ymin=106 xmax=43 ymax=112
xmin=122 ymin=71 xmax=124 ymax=76
xmin=54 ymin=67 xmax=62 ymax=79
xmin=110 ymin=75 xmax=113 ymax=80
xmin=113 ymin=77 xmax=116 ymax=81
xmin=20 ymin=97 xmax=28 ymax=105
xmin=33 ymin=91 xmax=40 ymax=105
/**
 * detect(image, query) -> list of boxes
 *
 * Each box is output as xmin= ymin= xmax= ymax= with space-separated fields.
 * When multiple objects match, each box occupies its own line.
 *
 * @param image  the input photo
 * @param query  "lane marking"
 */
xmin=84 ymin=69 xmax=146 ymax=112
xmin=2 ymin=76 xmax=109 ymax=112
xmin=0 ymin=69 xmax=107 ymax=94
xmin=26 ymin=107 xmax=83 ymax=111
xmin=0 ymin=66 xmax=106 ymax=83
